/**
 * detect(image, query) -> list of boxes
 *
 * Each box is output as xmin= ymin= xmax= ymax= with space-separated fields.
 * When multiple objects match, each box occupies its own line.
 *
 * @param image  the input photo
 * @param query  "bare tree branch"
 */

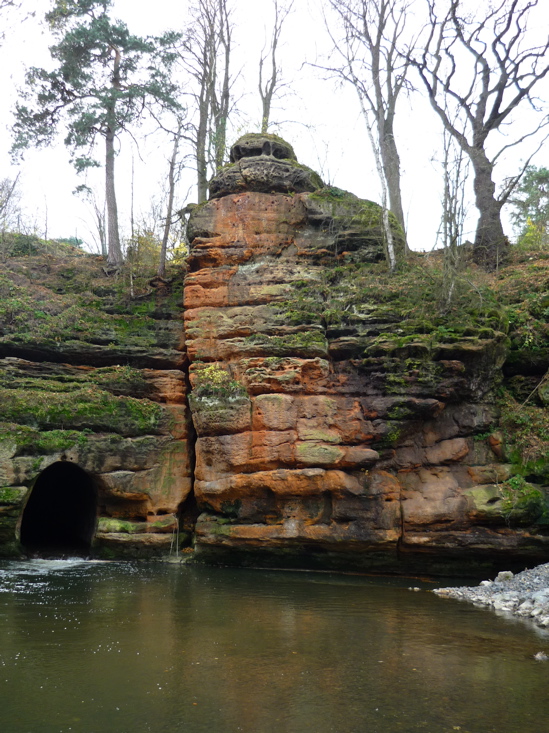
xmin=323 ymin=0 xmax=415 ymax=247
xmin=408 ymin=0 xmax=549 ymax=269
xmin=258 ymin=0 xmax=294 ymax=134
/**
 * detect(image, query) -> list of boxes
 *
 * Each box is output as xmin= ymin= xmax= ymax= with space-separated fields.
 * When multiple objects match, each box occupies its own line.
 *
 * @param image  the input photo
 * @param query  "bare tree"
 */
xmin=324 ymin=0 xmax=414 ymax=240
xmin=438 ymin=127 xmax=470 ymax=309
xmin=76 ymin=185 xmax=107 ymax=257
xmin=179 ymin=0 xmax=235 ymax=202
xmin=410 ymin=0 xmax=549 ymax=269
xmin=211 ymin=0 xmax=232 ymax=172
xmin=0 ymin=174 xmax=21 ymax=261
xmin=258 ymin=0 xmax=294 ymax=133
xmin=0 ymin=175 xmax=20 ymax=223
xmin=158 ymin=120 xmax=185 ymax=278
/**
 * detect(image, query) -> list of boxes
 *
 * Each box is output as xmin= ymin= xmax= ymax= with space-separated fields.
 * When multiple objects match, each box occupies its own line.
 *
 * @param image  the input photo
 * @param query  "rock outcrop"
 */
xmin=183 ymin=133 xmax=549 ymax=573
xmin=0 ymin=132 xmax=548 ymax=573
xmin=0 ymin=256 xmax=192 ymax=557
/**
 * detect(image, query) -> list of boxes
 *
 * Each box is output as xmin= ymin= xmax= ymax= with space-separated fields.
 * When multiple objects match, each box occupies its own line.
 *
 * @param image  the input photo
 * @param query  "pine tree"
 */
xmin=509 ymin=166 xmax=549 ymax=248
xmin=12 ymin=0 xmax=180 ymax=267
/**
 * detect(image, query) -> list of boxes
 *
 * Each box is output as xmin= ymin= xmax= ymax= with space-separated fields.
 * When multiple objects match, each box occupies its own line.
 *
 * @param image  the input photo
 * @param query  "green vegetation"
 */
xmin=308 ymin=186 xmax=406 ymax=258
xmin=509 ymin=166 xmax=549 ymax=249
xmin=0 ymin=245 xmax=184 ymax=359
xmin=492 ymin=250 xmax=549 ymax=370
xmin=0 ymin=386 xmax=165 ymax=436
xmin=0 ymin=423 xmax=91 ymax=455
xmin=0 ymin=487 xmax=27 ymax=505
xmin=500 ymin=475 xmax=549 ymax=526
xmin=281 ymin=255 xmax=507 ymax=350
xmin=244 ymin=330 xmax=328 ymax=357
xmin=499 ymin=391 xmax=549 ymax=482
xmin=0 ymin=363 xmax=149 ymax=397
xmin=191 ymin=363 xmax=247 ymax=399
xmin=12 ymin=0 xmax=180 ymax=266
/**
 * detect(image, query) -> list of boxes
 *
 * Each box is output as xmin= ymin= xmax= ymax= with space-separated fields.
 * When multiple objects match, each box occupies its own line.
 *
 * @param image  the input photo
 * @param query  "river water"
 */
xmin=0 ymin=560 xmax=548 ymax=733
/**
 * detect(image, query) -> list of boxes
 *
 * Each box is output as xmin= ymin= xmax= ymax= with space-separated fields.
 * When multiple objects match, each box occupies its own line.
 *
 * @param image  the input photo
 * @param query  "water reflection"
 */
xmin=0 ymin=561 xmax=547 ymax=733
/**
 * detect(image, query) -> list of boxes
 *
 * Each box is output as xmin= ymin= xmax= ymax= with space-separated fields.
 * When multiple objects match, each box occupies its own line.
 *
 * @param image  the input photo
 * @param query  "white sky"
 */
xmin=0 ymin=0 xmax=547 ymax=252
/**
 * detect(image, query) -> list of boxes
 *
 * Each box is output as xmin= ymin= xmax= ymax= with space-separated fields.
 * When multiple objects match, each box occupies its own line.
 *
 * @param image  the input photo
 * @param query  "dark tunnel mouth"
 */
xmin=19 ymin=461 xmax=98 ymax=557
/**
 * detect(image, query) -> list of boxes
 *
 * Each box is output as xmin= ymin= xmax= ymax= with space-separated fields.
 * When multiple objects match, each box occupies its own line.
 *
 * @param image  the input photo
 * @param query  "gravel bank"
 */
xmin=434 ymin=563 xmax=549 ymax=629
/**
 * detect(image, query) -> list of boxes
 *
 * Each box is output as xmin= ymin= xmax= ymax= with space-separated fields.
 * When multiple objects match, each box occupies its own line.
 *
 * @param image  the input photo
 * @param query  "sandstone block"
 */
xmin=191 ymin=395 xmax=252 ymax=437
xmin=295 ymin=441 xmax=346 ymax=466
xmin=253 ymin=394 xmax=297 ymax=430
xmin=401 ymin=467 xmax=468 ymax=526
xmin=425 ymin=438 xmax=469 ymax=464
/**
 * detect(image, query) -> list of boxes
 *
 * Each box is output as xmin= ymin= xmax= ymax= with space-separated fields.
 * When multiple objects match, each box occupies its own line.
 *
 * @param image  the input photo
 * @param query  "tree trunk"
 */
xmin=158 ymin=127 xmax=181 ymax=278
xmin=470 ymin=148 xmax=507 ymax=269
xmin=105 ymin=126 xmax=122 ymax=267
xmin=358 ymin=96 xmax=396 ymax=271
xmin=196 ymin=87 xmax=209 ymax=203
xmin=105 ymin=48 xmax=122 ymax=268
xmin=380 ymin=128 xmax=406 ymax=237
xmin=213 ymin=1 xmax=231 ymax=173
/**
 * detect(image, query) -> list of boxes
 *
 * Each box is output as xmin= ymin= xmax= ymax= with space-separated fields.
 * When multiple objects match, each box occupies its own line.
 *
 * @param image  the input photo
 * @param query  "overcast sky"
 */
xmin=0 ymin=0 xmax=546 ymax=252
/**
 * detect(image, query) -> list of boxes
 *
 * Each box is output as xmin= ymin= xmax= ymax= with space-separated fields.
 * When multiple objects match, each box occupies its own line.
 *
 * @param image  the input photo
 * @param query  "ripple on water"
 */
xmin=0 ymin=561 xmax=548 ymax=733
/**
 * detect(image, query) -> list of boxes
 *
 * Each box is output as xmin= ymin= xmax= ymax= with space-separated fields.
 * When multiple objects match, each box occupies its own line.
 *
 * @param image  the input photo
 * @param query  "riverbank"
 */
xmin=435 ymin=562 xmax=549 ymax=628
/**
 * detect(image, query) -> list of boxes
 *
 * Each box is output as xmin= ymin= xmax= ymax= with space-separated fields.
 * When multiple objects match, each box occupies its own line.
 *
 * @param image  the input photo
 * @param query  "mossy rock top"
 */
xmin=302 ymin=187 xmax=406 ymax=261
xmin=230 ymin=133 xmax=296 ymax=163
xmin=209 ymin=157 xmax=323 ymax=199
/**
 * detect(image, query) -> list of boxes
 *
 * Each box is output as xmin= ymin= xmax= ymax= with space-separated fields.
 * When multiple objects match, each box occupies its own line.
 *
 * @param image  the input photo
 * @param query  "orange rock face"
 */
xmin=181 ymin=139 xmax=541 ymax=572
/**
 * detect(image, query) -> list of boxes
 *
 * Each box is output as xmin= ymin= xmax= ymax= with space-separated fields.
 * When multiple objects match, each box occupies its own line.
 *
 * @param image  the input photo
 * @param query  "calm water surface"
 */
xmin=0 ymin=559 xmax=547 ymax=733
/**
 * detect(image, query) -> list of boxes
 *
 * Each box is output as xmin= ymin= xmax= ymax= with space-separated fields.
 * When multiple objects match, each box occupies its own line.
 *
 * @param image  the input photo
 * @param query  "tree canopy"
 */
xmin=409 ymin=0 xmax=549 ymax=269
xmin=12 ymin=0 xmax=181 ymax=266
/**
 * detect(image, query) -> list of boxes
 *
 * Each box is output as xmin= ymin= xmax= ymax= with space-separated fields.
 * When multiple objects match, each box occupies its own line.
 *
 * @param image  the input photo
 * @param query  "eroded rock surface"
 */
xmin=1 ymin=133 xmax=548 ymax=571
xmin=0 ymin=261 xmax=191 ymax=557
xmin=183 ymin=134 xmax=549 ymax=572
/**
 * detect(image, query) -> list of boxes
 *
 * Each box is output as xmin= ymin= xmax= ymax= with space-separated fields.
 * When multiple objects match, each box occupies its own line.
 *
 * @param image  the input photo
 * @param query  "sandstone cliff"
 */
xmin=0 ymin=251 xmax=192 ymax=557
xmin=1 ymin=133 xmax=548 ymax=573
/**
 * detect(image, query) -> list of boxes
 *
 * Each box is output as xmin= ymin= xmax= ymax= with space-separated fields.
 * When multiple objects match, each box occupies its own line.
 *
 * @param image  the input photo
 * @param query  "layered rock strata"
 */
xmin=0 ymin=258 xmax=192 ymax=557
xmin=0 ymin=133 xmax=548 ymax=572
xmin=183 ymin=133 xmax=549 ymax=573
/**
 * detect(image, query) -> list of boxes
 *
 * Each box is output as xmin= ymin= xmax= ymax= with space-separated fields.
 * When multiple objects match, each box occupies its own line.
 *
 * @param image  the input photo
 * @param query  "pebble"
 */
xmin=434 ymin=562 xmax=549 ymax=629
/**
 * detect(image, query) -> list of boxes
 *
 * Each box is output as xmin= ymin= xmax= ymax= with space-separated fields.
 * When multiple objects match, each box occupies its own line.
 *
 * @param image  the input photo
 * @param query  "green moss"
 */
xmin=0 ymin=423 xmax=90 ymax=455
xmin=148 ymin=515 xmax=176 ymax=531
xmin=384 ymin=423 xmax=404 ymax=446
xmin=0 ymin=387 xmax=165 ymax=437
xmin=244 ymin=330 xmax=328 ymax=357
xmin=0 ymin=259 xmax=184 ymax=362
xmin=500 ymin=475 xmax=549 ymax=525
xmin=492 ymin=253 xmax=549 ymax=369
xmin=298 ymin=427 xmax=340 ymax=443
xmin=463 ymin=485 xmax=504 ymax=519
xmin=307 ymin=187 xmax=405 ymax=256
xmin=280 ymin=258 xmax=509 ymax=369
xmin=0 ymin=487 xmax=27 ymax=505
xmin=97 ymin=518 xmax=143 ymax=534
xmin=296 ymin=442 xmax=344 ymax=465
xmin=498 ymin=391 xmax=549 ymax=482
xmin=221 ymin=500 xmax=241 ymax=518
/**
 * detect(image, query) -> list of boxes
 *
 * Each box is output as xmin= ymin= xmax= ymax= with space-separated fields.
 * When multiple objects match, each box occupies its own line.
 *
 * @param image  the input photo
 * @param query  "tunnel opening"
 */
xmin=20 ymin=461 xmax=98 ymax=556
